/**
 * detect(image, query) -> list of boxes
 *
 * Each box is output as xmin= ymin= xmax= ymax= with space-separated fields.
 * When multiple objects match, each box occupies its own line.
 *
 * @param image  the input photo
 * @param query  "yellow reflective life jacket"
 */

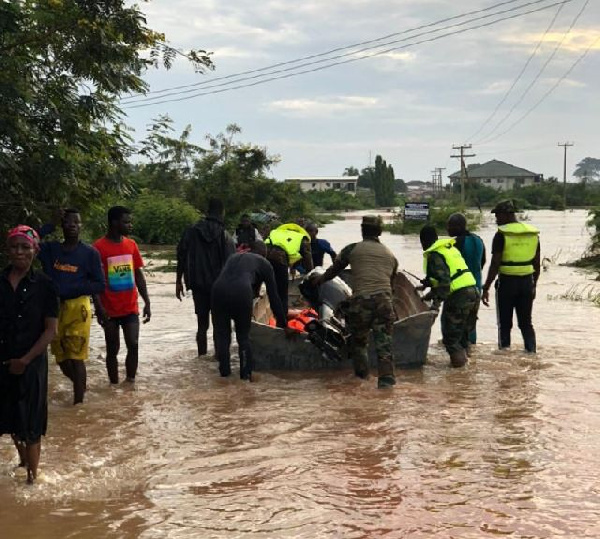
xmin=423 ymin=237 xmax=477 ymax=294
xmin=498 ymin=222 xmax=539 ymax=276
xmin=266 ymin=224 xmax=310 ymax=265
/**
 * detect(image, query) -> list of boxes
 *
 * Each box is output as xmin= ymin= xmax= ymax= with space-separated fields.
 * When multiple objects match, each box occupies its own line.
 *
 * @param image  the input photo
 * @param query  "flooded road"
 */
xmin=1 ymin=210 xmax=599 ymax=538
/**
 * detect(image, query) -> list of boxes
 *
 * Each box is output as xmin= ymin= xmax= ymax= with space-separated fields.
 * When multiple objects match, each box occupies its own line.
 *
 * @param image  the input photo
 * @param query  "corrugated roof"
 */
xmin=448 ymin=159 xmax=538 ymax=179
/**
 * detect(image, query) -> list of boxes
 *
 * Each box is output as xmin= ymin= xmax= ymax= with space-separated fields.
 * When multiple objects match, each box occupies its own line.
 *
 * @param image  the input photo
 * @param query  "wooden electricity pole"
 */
xmin=451 ymin=144 xmax=475 ymax=206
xmin=558 ymin=142 xmax=574 ymax=207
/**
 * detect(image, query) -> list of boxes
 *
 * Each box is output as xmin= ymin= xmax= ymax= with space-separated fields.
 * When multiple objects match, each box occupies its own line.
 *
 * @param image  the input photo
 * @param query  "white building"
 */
xmin=284 ymin=176 xmax=358 ymax=196
xmin=448 ymin=160 xmax=542 ymax=191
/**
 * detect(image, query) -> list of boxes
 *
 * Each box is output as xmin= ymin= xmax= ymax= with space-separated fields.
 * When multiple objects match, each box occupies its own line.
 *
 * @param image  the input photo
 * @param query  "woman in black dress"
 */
xmin=0 ymin=225 xmax=58 ymax=484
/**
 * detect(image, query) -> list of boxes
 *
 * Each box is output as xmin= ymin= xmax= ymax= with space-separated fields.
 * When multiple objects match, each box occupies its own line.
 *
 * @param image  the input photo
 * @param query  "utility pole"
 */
xmin=436 ymin=167 xmax=445 ymax=195
xmin=558 ymin=142 xmax=574 ymax=207
xmin=430 ymin=167 xmax=445 ymax=197
xmin=451 ymin=144 xmax=475 ymax=206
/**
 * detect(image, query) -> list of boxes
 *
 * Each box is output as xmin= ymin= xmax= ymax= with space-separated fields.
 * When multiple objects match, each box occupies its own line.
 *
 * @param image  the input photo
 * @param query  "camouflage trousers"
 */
xmin=441 ymin=286 xmax=480 ymax=354
xmin=338 ymin=292 xmax=395 ymax=378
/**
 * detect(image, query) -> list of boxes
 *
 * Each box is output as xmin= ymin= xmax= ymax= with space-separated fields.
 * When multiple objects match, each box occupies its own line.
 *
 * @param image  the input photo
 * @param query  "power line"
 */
xmin=478 ymin=32 xmax=600 ymax=145
xmin=121 ymin=0 xmax=541 ymax=103
xmin=476 ymin=0 xmax=589 ymax=144
xmin=124 ymin=0 xmax=571 ymax=109
xmin=123 ymin=0 xmax=564 ymax=107
xmin=466 ymin=1 xmax=566 ymax=142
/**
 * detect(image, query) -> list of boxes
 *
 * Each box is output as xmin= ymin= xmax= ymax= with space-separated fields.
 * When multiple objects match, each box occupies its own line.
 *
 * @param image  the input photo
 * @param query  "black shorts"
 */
xmin=108 ymin=313 xmax=139 ymax=327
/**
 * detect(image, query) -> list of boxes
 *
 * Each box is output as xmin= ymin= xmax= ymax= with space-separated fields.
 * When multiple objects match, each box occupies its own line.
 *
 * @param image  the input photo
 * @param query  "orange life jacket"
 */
xmin=269 ymin=308 xmax=318 ymax=332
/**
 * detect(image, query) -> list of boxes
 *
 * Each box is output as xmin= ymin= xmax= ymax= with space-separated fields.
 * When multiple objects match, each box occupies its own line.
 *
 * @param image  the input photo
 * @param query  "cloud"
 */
xmin=502 ymin=29 xmax=600 ymax=53
xmin=211 ymin=47 xmax=266 ymax=60
xmin=266 ymin=95 xmax=380 ymax=116
xmin=475 ymin=81 xmax=514 ymax=95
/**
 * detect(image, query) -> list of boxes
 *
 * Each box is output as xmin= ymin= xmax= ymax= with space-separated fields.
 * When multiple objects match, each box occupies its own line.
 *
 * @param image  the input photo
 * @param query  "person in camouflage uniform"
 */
xmin=419 ymin=225 xmax=479 ymax=368
xmin=311 ymin=215 xmax=398 ymax=388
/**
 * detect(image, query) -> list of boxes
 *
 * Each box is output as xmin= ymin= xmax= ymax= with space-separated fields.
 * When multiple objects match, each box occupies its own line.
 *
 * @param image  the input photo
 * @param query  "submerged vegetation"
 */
xmin=383 ymin=204 xmax=481 ymax=235
xmin=570 ymin=207 xmax=600 ymax=273
xmin=547 ymin=283 xmax=600 ymax=306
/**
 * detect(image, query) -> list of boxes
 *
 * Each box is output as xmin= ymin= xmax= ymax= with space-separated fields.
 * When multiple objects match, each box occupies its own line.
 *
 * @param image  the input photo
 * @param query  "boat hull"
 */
xmin=249 ymin=272 xmax=436 ymax=371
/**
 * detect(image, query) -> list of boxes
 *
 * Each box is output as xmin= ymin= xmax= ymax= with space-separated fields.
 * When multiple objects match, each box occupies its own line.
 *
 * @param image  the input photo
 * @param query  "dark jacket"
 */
xmin=177 ymin=217 xmax=235 ymax=291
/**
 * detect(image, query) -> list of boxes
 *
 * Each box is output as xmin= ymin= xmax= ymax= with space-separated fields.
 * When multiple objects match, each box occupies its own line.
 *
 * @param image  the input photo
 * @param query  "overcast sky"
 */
xmin=122 ymin=0 xmax=600 ymax=183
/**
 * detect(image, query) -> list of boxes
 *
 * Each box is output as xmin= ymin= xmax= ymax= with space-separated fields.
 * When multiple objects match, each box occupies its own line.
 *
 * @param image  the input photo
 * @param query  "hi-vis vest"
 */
xmin=266 ymin=224 xmax=310 ymax=265
xmin=423 ymin=238 xmax=477 ymax=294
xmin=498 ymin=222 xmax=539 ymax=276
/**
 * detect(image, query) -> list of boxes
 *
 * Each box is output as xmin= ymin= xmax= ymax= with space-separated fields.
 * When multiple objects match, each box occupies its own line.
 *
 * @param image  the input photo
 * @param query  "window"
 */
xmin=326 ymin=183 xmax=331 ymax=187
xmin=333 ymin=183 xmax=341 ymax=189
xmin=483 ymin=178 xmax=491 ymax=184
xmin=312 ymin=183 xmax=316 ymax=188
xmin=347 ymin=182 xmax=355 ymax=191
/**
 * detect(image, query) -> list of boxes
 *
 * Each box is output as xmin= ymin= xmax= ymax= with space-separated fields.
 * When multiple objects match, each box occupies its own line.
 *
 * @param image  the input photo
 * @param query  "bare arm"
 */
xmin=135 ymin=268 xmax=151 ymax=323
xmin=8 ymin=318 xmax=58 ymax=374
xmin=175 ymin=230 xmax=188 ymax=299
xmin=481 ymin=252 xmax=502 ymax=307
xmin=300 ymin=238 xmax=313 ymax=272
xmin=533 ymin=243 xmax=541 ymax=285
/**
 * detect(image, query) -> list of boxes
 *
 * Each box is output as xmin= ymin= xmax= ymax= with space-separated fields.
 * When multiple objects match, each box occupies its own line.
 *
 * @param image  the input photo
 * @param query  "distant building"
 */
xmin=448 ymin=160 xmax=542 ymax=191
xmin=405 ymin=180 xmax=434 ymax=200
xmin=284 ymin=176 xmax=358 ymax=196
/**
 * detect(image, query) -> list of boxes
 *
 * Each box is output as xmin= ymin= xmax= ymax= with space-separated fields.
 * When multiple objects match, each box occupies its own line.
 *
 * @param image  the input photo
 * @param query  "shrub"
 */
xmin=549 ymin=195 xmax=566 ymax=211
xmin=384 ymin=205 xmax=481 ymax=235
xmin=132 ymin=192 xmax=200 ymax=244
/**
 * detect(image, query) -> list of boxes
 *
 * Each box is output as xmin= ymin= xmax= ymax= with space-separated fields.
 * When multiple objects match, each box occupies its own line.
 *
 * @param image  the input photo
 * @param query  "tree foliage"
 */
xmin=0 ymin=0 xmax=212 ymax=233
xmin=573 ymin=157 xmax=600 ymax=183
xmin=372 ymin=155 xmax=395 ymax=206
xmin=348 ymin=157 xmax=399 ymax=204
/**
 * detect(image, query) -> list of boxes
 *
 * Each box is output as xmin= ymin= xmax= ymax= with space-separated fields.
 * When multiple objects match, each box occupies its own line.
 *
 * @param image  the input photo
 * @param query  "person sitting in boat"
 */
xmin=419 ymin=225 xmax=479 ymax=368
xmin=310 ymin=215 xmax=398 ymax=389
xmin=265 ymin=223 xmax=313 ymax=313
xmin=295 ymin=223 xmax=337 ymax=275
xmin=234 ymin=214 xmax=262 ymax=253
xmin=211 ymin=241 xmax=288 ymax=381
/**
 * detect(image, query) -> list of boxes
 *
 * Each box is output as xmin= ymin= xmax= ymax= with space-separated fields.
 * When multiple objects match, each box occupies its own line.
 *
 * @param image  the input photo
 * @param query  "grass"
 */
xmin=547 ymin=283 xmax=600 ymax=306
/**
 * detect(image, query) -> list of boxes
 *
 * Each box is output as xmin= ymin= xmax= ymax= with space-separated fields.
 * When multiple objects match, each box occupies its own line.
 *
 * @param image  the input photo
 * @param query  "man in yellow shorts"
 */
xmin=39 ymin=210 xmax=105 ymax=404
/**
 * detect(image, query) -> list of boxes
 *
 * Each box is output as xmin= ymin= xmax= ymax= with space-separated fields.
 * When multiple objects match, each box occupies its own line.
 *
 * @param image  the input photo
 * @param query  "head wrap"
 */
xmin=7 ymin=225 xmax=40 ymax=251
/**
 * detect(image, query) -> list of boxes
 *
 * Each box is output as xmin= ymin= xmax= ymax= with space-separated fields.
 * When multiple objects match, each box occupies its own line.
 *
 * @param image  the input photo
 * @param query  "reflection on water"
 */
xmin=1 ymin=210 xmax=600 ymax=538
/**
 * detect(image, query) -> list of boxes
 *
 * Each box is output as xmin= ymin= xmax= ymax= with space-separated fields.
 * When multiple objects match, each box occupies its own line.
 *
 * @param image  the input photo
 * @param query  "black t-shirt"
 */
xmin=491 ymin=231 xmax=505 ymax=254
xmin=0 ymin=268 xmax=59 ymax=361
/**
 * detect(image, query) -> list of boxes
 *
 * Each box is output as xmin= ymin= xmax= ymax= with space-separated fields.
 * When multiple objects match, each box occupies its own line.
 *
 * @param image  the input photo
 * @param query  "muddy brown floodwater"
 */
xmin=1 ymin=209 xmax=600 ymax=538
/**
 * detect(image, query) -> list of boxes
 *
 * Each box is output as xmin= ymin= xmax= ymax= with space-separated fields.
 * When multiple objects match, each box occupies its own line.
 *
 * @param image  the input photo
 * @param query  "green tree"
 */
xmin=373 ymin=155 xmax=395 ymax=206
xmin=135 ymin=115 xmax=205 ymax=197
xmin=186 ymin=125 xmax=281 ymax=224
xmin=574 ymin=157 xmax=600 ymax=183
xmin=358 ymin=166 xmax=375 ymax=189
xmin=0 ymin=0 xmax=212 ymax=233
xmin=343 ymin=166 xmax=359 ymax=176
xmin=394 ymin=178 xmax=407 ymax=193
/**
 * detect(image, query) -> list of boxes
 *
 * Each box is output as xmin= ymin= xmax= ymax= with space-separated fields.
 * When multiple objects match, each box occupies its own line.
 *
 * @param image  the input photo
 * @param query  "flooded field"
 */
xmin=1 ymin=209 xmax=599 ymax=538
